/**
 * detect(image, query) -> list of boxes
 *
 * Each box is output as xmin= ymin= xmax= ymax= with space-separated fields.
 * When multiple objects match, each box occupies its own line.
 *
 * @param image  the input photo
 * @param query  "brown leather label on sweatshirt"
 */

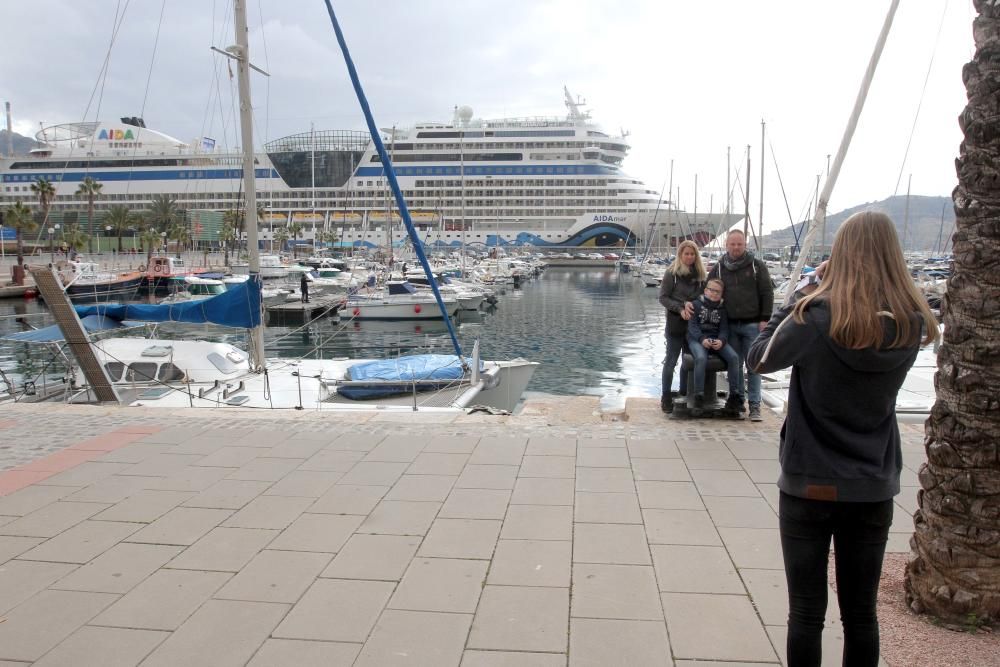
xmin=805 ymin=485 xmax=838 ymax=501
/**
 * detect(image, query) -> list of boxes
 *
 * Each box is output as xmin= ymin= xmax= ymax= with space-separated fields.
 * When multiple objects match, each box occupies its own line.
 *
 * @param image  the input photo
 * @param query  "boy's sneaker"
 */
xmin=691 ymin=394 xmax=705 ymax=417
xmin=724 ymin=394 xmax=744 ymax=412
xmin=748 ymin=402 xmax=763 ymax=422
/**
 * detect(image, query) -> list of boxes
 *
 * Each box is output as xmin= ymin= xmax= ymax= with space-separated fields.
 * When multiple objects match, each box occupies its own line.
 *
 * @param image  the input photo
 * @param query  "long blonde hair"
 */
xmin=669 ymin=240 xmax=707 ymax=281
xmin=792 ymin=211 xmax=939 ymax=349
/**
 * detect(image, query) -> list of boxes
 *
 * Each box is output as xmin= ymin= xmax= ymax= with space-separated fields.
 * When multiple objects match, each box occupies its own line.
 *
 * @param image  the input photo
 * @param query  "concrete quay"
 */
xmin=0 ymin=398 xmax=925 ymax=666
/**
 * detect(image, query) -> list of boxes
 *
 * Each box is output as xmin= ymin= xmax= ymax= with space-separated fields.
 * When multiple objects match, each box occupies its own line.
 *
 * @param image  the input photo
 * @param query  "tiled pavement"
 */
xmin=0 ymin=401 xmax=924 ymax=666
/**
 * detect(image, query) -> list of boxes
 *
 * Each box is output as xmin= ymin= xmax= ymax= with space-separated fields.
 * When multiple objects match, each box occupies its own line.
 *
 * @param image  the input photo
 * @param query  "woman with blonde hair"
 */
xmin=748 ymin=211 xmax=938 ymax=666
xmin=657 ymin=239 xmax=706 ymax=412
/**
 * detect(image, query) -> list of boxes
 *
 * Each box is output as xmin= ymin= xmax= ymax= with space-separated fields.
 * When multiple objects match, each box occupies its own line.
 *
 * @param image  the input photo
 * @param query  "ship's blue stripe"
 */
xmin=2 ymin=168 xmax=279 ymax=183
xmin=353 ymin=164 xmax=619 ymax=177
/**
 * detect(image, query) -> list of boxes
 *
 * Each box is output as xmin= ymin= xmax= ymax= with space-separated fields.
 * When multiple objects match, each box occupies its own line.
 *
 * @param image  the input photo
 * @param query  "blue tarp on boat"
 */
xmin=0 ymin=315 xmax=142 ymax=343
xmin=340 ymin=354 xmax=479 ymax=400
xmin=74 ymin=276 xmax=262 ymax=328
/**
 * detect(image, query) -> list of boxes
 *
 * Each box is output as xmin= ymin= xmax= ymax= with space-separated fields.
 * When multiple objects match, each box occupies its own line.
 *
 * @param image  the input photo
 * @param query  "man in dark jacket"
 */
xmin=708 ymin=229 xmax=773 ymax=420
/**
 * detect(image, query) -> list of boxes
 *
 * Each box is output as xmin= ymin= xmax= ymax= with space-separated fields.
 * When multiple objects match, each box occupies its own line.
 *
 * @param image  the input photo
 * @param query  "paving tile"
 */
xmin=519 ymin=455 xmax=576 ymax=478
xmin=183 ymin=479 xmax=272 ymax=510
xmin=219 ymin=429 xmax=294 ymax=448
xmin=468 ymin=585 xmax=569 ymax=652
xmin=406 ymin=452 xmax=470 ymax=475
xmin=336 ymin=461 xmax=409 ymax=486
xmin=126 ymin=507 xmax=231 ymax=545
xmin=92 ymin=489 xmax=193 ymax=523
xmin=363 ymin=440 xmax=426 ymax=463
xmin=0 ymin=469 xmax=56 ymax=494
xmin=247 ymin=638 xmax=360 ymax=667
xmin=578 ymin=437 xmax=626 ymax=449
xmin=386 ymin=474 xmax=456 ymax=502
xmin=724 ymin=439 xmax=779 ymax=459
xmin=168 ymin=437 xmax=230 ymax=455
xmin=20 ymin=518 xmax=141 ymax=564
xmin=297 ymin=449 xmax=366 ymax=472
xmin=167 ymin=526 xmax=277 ymax=572
xmin=574 ymin=467 xmax=634 ymax=493
xmin=574 ymin=492 xmax=641 ymax=523
xmin=571 ymin=563 xmax=662 ymax=620
xmin=358 ymin=500 xmax=441 ymax=536
xmin=355 ymin=609 xmax=473 ymax=667
xmin=662 ymin=592 xmax=777 ymax=662
xmin=0 ymin=485 xmax=76 ymax=516
xmin=0 ymin=535 xmax=43 ymax=564
xmin=421 ymin=435 xmax=479 ymax=454
xmin=327 ymin=432 xmax=385 ymax=452
xmin=36 ymin=462 xmax=131 ymax=487
xmin=741 ymin=458 xmax=781 ymax=484
xmin=262 ymin=438 xmax=330 ymax=459
xmin=95 ymin=442 xmax=173 ymax=464
xmin=704 ymin=495 xmax=779 ymax=528
xmin=0 ymin=515 xmax=13 ymax=528
xmin=455 ymin=464 xmax=519 ymax=490
xmin=264 ymin=470 xmax=342 ymax=497
xmin=322 ymin=533 xmax=419 ymax=581
xmin=462 ymin=650 xmax=567 ymax=666
xmin=643 ymin=509 xmax=722 ymax=546
xmin=439 ymin=488 xmax=511 ymax=519
xmin=215 ymin=549 xmax=331 ymax=603
xmin=765 ymin=623 xmax=846 ymax=667
xmin=268 ymin=513 xmax=363 ymax=552
xmin=62 ymin=476 xmax=151 ymax=504
xmin=309 ymin=484 xmax=388 ymax=514
xmin=273 ymin=578 xmax=394 ymax=641
xmin=741 ymin=568 xmax=789 ymax=626
xmin=31 ymin=626 xmax=168 ymax=667
xmin=525 ymin=437 xmax=577 ymax=457
xmin=690 ymin=469 xmax=761 ymax=497
xmin=0 ymin=501 xmax=109 ymax=538
xmin=630 ymin=458 xmax=691 ymax=482
xmin=626 ymin=440 xmax=680 ymax=459
xmin=140 ymin=599 xmax=288 ymax=667
xmin=511 ymin=477 xmax=575 ymax=505
xmin=635 ymin=480 xmax=704 ymax=510
xmin=0 ymin=589 xmax=117 ymax=662
xmin=573 ymin=523 xmax=651 ymax=565
xmin=650 ymin=544 xmax=745 ymax=594
xmin=227 ymin=457 xmax=302 ymax=482
xmin=118 ymin=453 xmax=204 ymax=477
xmin=568 ymin=618 xmax=670 ymax=667
xmin=680 ymin=447 xmax=743 ymax=471
xmin=194 ymin=446 xmax=261 ymax=468
xmin=93 ymin=569 xmax=232 ymax=630
xmin=390 ymin=557 xmax=488 ymax=613
xmin=0 ymin=559 xmax=77 ymax=615
xmin=142 ymin=465 xmax=233 ymax=492
xmin=51 ymin=543 xmax=182 ymax=593
xmin=676 ymin=438 xmax=728 ymax=451
xmin=418 ymin=518 xmax=501 ymax=559
xmin=468 ymin=445 xmax=525 ymax=467
xmin=222 ymin=496 xmax=312 ymax=530
xmin=718 ymin=527 xmax=784 ymax=569
xmin=576 ymin=447 xmax=629 ymax=468
xmin=488 ymin=539 xmax=571 ymax=588
xmin=137 ymin=426 xmax=207 ymax=444
xmin=501 ymin=504 xmax=572 ymax=541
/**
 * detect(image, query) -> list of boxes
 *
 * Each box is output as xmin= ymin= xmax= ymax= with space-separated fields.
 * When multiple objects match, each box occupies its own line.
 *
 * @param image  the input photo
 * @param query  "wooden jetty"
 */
xmin=265 ymin=293 xmax=346 ymax=326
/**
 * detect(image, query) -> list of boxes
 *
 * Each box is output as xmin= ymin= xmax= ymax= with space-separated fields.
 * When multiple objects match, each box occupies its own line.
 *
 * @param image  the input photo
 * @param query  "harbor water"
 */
xmin=0 ymin=266 xmax=669 ymax=410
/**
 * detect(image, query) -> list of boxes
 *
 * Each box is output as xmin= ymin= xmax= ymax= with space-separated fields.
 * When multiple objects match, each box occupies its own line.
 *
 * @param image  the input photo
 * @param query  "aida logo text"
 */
xmin=97 ymin=129 xmax=137 ymax=141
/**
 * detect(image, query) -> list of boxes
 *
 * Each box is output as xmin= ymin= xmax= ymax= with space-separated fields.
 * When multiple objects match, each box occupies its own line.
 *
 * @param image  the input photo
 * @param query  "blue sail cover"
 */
xmin=340 ymin=354 xmax=481 ymax=400
xmin=0 ymin=315 xmax=141 ymax=343
xmin=75 ymin=277 xmax=262 ymax=328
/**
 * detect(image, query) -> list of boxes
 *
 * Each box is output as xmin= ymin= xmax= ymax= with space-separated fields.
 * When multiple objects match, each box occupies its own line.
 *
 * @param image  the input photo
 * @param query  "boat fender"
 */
xmin=353 ymin=308 xmax=361 ymax=317
xmin=414 ymin=304 xmax=421 ymax=314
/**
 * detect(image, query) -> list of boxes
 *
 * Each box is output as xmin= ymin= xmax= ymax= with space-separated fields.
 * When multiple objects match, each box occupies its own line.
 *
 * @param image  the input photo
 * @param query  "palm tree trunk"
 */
xmin=905 ymin=0 xmax=1000 ymax=627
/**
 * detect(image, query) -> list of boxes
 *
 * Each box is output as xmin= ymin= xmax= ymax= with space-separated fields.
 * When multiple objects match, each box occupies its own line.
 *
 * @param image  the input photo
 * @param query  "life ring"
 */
xmin=353 ymin=308 xmax=361 ymax=317
xmin=153 ymin=264 xmax=163 ymax=273
xmin=414 ymin=304 xmax=421 ymax=314
xmin=137 ymin=264 xmax=146 ymax=272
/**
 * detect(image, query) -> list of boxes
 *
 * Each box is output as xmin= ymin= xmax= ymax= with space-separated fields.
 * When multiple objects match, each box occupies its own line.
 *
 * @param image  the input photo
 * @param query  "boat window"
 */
xmin=157 ymin=363 xmax=186 ymax=382
xmin=104 ymin=361 xmax=125 ymax=381
xmin=208 ymin=352 xmax=242 ymax=375
xmin=125 ymin=362 xmax=158 ymax=382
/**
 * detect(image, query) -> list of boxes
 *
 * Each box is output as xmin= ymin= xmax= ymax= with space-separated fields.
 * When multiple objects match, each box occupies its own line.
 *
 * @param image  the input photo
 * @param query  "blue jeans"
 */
xmin=779 ymin=492 xmax=893 ymax=667
xmin=728 ymin=320 xmax=763 ymax=403
xmin=686 ymin=337 xmax=740 ymax=397
xmin=661 ymin=333 xmax=687 ymax=398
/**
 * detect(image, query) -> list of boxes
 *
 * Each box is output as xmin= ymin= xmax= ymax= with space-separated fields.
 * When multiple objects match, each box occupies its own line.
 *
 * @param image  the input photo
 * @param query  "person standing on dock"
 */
xmin=708 ymin=229 xmax=772 ymax=421
xmin=657 ymin=240 xmax=705 ymax=413
xmin=300 ymin=271 xmax=310 ymax=303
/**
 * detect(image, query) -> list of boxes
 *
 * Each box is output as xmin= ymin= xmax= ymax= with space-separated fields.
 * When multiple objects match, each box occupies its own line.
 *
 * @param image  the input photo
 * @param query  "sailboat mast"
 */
xmin=233 ymin=0 xmax=265 ymax=371
xmin=758 ymin=120 xmax=765 ymax=252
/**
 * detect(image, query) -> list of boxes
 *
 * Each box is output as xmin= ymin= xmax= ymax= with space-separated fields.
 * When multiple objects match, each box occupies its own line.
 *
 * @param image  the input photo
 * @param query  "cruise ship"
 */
xmin=1 ymin=89 xmax=739 ymax=250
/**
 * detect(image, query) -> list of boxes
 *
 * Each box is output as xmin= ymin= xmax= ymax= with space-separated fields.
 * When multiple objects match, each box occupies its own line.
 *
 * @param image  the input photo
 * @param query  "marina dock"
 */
xmin=0 ymin=398 xmax=970 ymax=666
xmin=264 ymin=293 xmax=346 ymax=325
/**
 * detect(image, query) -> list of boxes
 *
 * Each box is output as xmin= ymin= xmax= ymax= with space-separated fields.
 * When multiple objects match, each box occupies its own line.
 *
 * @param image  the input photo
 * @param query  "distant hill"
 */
xmin=759 ymin=195 xmax=954 ymax=253
xmin=0 ymin=129 xmax=39 ymax=156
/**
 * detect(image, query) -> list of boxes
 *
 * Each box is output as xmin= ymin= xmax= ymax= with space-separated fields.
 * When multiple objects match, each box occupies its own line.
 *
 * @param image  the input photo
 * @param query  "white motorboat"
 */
xmin=345 ymin=281 xmax=459 ymax=320
xmin=160 ymin=275 xmax=227 ymax=304
xmin=231 ymin=254 xmax=288 ymax=279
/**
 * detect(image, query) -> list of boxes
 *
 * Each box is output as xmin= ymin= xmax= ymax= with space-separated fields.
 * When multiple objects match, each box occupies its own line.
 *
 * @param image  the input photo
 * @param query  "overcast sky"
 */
xmin=1 ymin=0 xmax=974 ymax=233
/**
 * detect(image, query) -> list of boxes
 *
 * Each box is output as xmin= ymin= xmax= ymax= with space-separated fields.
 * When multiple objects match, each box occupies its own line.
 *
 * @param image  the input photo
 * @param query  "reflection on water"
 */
xmin=0 ymin=268 xmax=667 ymax=409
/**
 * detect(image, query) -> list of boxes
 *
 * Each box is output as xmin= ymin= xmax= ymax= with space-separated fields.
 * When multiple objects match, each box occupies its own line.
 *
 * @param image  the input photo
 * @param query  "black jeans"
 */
xmin=661 ymin=332 xmax=687 ymax=401
xmin=778 ymin=491 xmax=893 ymax=667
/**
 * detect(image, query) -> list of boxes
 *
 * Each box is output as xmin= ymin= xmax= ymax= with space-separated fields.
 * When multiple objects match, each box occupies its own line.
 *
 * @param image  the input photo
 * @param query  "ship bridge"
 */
xmin=264 ymin=130 xmax=370 ymax=188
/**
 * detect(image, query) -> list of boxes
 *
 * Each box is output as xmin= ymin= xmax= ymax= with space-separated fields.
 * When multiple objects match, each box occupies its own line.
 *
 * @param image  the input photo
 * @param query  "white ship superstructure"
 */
xmin=1 ymin=90 xmax=739 ymax=249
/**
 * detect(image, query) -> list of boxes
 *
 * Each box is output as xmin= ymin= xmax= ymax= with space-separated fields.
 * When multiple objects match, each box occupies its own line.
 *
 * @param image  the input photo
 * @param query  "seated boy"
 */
xmin=686 ymin=278 xmax=742 ymax=415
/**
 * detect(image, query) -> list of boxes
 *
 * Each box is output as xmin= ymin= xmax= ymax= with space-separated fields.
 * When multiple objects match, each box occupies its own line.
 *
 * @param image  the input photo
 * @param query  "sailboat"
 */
xmin=11 ymin=0 xmax=536 ymax=413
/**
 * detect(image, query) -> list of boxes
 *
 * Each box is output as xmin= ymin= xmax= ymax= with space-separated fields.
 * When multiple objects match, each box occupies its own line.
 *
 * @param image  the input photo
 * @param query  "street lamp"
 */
xmin=48 ymin=226 xmax=56 ymax=263
xmin=160 ymin=231 xmax=167 ymax=255
xmin=104 ymin=225 xmax=112 ymax=254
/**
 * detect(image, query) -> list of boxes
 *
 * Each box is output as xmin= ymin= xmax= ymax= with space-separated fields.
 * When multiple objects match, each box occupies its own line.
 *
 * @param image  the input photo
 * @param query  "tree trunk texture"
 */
xmin=905 ymin=0 xmax=1000 ymax=626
